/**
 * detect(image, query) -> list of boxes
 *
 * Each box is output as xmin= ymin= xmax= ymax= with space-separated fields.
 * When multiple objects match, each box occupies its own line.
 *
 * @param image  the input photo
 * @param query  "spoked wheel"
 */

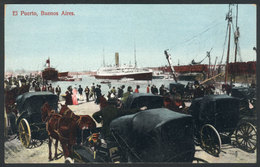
xmin=200 ymin=124 xmax=222 ymax=157
xmin=235 ymin=122 xmax=257 ymax=152
xmin=18 ymin=118 xmax=31 ymax=148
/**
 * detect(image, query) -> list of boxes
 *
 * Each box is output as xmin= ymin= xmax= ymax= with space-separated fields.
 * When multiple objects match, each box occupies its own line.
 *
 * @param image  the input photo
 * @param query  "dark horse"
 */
xmin=41 ymin=102 xmax=96 ymax=163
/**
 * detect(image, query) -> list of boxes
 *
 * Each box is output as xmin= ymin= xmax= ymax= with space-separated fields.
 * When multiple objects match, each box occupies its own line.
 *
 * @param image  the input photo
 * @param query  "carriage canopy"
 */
xmin=16 ymin=92 xmax=58 ymax=115
xmin=123 ymin=93 xmax=164 ymax=110
xmin=231 ymin=87 xmax=256 ymax=100
xmin=110 ymin=108 xmax=195 ymax=162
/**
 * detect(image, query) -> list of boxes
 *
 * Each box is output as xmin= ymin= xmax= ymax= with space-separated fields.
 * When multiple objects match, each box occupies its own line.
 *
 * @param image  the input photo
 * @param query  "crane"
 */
xmin=164 ymin=50 xmax=178 ymax=83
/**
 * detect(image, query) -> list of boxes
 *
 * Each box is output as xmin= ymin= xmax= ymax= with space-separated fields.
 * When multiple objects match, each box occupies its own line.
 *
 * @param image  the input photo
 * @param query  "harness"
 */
xmin=62 ymin=108 xmax=74 ymax=119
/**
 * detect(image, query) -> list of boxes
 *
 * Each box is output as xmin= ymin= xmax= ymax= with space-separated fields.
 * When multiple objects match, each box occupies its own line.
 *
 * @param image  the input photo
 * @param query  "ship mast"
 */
xmin=233 ymin=4 xmax=239 ymax=83
xmin=225 ymin=6 xmax=232 ymax=85
xmin=134 ymin=42 xmax=137 ymax=68
xmin=207 ymin=48 xmax=213 ymax=78
xmin=103 ymin=48 xmax=105 ymax=67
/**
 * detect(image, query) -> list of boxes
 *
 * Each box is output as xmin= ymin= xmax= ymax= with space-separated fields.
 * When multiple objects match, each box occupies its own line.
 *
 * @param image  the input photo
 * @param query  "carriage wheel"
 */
xmin=200 ymin=124 xmax=222 ymax=157
xmin=18 ymin=118 xmax=31 ymax=148
xmin=235 ymin=122 xmax=257 ymax=152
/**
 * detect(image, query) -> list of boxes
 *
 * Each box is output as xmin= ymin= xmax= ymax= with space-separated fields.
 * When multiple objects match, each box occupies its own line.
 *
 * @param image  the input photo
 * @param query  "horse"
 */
xmin=59 ymin=104 xmax=96 ymax=130
xmin=41 ymin=102 xmax=62 ymax=161
xmin=43 ymin=104 xmax=95 ymax=162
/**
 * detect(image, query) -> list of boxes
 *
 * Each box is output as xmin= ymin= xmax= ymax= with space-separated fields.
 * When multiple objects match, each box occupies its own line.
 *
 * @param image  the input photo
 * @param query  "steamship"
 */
xmin=94 ymin=53 xmax=153 ymax=80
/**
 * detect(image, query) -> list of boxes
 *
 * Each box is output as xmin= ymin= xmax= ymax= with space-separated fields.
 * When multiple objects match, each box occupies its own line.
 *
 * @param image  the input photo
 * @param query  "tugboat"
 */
xmin=42 ymin=58 xmax=59 ymax=81
xmin=42 ymin=58 xmax=76 ymax=81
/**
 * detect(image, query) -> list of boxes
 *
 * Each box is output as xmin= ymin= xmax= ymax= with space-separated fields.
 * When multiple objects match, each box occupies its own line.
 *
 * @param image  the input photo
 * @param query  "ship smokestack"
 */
xmin=115 ymin=52 xmax=119 ymax=67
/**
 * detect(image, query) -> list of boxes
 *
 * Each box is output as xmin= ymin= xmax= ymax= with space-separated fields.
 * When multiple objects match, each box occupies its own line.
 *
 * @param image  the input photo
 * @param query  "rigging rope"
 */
xmin=219 ymin=20 xmax=229 ymax=65
xmin=169 ymin=20 xmax=223 ymax=51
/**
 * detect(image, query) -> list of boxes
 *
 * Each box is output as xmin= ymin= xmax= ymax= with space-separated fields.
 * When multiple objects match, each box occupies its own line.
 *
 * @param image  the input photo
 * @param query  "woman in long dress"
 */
xmin=72 ymin=87 xmax=78 ymax=105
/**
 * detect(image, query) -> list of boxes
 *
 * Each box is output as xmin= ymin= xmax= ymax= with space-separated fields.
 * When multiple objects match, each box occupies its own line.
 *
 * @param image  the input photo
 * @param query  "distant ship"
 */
xmin=42 ymin=58 xmax=79 ymax=81
xmin=94 ymin=52 xmax=153 ymax=80
xmin=42 ymin=58 xmax=59 ymax=81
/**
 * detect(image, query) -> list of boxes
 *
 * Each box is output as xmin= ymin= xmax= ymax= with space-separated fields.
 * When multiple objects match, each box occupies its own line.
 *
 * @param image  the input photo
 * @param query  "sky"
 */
xmin=5 ymin=4 xmax=256 ymax=72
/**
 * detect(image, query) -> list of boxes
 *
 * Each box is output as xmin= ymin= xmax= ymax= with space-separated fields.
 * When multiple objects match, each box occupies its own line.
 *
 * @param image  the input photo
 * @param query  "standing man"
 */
xmin=159 ymin=84 xmax=165 ymax=96
xmin=117 ymin=85 xmax=125 ymax=98
xmin=89 ymin=83 xmax=96 ymax=101
xmin=85 ymin=86 xmax=90 ymax=102
xmin=78 ymin=85 xmax=83 ymax=101
xmin=122 ymin=86 xmax=133 ymax=103
xmin=95 ymin=85 xmax=102 ymax=104
xmin=55 ymin=85 xmax=61 ymax=100
xmin=48 ymin=84 xmax=53 ymax=92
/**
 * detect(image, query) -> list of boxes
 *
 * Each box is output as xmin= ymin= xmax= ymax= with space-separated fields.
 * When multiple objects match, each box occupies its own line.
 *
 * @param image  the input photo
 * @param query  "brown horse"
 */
xmin=41 ymin=102 xmax=62 ymax=161
xmin=41 ymin=102 xmax=96 ymax=162
xmin=59 ymin=104 xmax=96 ymax=130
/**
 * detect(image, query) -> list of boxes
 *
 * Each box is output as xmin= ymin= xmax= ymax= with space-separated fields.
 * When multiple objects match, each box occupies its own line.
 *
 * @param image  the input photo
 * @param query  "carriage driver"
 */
xmin=92 ymin=96 xmax=148 ymax=140
xmin=92 ymin=98 xmax=121 ymax=139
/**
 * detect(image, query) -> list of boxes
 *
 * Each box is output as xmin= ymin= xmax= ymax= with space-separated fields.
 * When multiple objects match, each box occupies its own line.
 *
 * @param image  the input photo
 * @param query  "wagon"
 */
xmin=15 ymin=92 xmax=58 ymax=148
xmin=72 ymin=108 xmax=195 ymax=163
xmin=189 ymin=94 xmax=257 ymax=156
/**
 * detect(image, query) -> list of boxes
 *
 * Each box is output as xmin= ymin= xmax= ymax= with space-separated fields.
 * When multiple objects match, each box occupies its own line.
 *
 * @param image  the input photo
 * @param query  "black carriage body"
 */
xmin=231 ymin=87 xmax=256 ymax=125
xmin=123 ymin=93 xmax=164 ymax=110
xmin=231 ymin=87 xmax=256 ymax=100
xmin=231 ymin=87 xmax=256 ymax=110
xmin=189 ymin=95 xmax=240 ymax=134
xmin=110 ymin=108 xmax=195 ymax=162
xmin=16 ymin=92 xmax=58 ymax=139
xmin=169 ymin=83 xmax=185 ymax=95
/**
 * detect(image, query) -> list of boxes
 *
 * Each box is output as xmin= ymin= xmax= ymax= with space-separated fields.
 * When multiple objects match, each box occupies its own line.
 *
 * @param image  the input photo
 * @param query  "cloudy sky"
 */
xmin=5 ymin=4 xmax=256 ymax=72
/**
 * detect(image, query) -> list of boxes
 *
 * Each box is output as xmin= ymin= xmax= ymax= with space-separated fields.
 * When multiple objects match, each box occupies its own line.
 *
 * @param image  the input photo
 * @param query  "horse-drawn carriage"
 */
xmin=189 ymin=94 xmax=257 ymax=156
xmin=71 ymin=93 xmax=195 ymax=163
xmin=72 ymin=108 xmax=195 ymax=163
xmin=15 ymin=92 xmax=58 ymax=148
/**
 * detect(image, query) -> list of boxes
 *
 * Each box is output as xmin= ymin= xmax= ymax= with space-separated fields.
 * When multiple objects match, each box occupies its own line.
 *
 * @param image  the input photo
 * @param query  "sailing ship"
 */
xmin=164 ymin=4 xmax=256 ymax=83
xmin=94 ymin=52 xmax=153 ymax=80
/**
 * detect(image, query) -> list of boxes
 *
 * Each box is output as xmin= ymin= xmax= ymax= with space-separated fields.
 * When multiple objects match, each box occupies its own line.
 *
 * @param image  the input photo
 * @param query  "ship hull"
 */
xmin=94 ymin=72 xmax=153 ymax=80
xmin=42 ymin=68 xmax=58 ymax=81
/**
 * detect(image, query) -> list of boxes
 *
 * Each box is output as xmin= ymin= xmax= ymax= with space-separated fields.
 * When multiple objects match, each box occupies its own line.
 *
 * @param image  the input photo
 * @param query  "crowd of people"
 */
xmin=4 ymin=74 xmax=236 ymax=107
